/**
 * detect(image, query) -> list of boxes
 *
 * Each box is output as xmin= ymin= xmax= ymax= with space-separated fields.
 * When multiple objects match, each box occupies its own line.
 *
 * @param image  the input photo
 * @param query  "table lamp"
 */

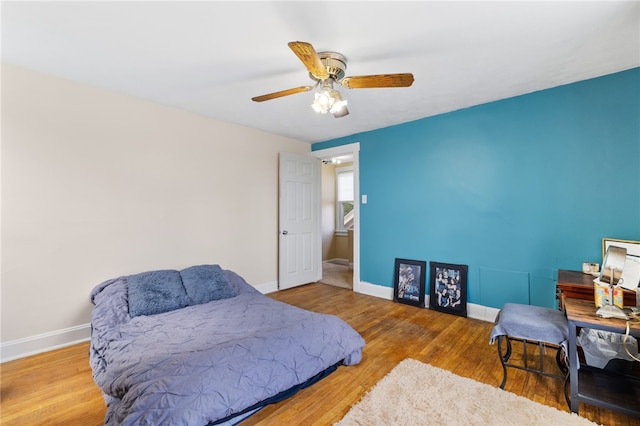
xmin=596 ymin=245 xmax=628 ymax=319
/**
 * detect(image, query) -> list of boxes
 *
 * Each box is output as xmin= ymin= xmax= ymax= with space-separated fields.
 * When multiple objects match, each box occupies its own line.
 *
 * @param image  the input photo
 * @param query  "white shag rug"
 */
xmin=335 ymin=358 xmax=597 ymax=426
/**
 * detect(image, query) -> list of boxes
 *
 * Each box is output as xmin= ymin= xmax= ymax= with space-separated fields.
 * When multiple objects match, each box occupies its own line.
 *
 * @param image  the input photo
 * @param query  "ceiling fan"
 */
xmin=251 ymin=41 xmax=414 ymax=118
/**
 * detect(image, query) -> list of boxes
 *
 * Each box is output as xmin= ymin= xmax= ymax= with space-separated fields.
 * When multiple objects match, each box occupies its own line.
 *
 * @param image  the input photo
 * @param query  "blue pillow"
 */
xmin=180 ymin=264 xmax=237 ymax=305
xmin=128 ymin=270 xmax=190 ymax=317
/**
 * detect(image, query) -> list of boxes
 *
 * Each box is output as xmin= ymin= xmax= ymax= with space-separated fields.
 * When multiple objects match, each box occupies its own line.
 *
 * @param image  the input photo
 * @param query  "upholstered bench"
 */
xmin=490 ymin=303 xmax=570 ymax=404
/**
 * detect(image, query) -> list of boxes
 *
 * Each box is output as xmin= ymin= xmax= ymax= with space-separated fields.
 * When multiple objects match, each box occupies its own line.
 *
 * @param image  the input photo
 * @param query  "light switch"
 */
xmin=362 ymin=194 xmax=368 ymax=204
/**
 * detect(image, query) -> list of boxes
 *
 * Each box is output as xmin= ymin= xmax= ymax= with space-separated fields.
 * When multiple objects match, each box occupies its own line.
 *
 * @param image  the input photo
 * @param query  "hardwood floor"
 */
xmin=1 ymin=283 xmax=637 ymax=425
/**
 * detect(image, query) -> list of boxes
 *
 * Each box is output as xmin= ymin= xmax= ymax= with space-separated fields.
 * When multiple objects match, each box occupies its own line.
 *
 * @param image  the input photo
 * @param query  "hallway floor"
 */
xmin=319 ymin=261 xmax=352 ymax=290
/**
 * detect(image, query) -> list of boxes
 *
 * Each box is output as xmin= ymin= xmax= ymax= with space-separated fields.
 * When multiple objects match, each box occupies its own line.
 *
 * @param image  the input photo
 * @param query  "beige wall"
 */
xmin=1 ymin=64 xmax=310 ymax=346
xmin=334 ymin=232 xmax=353 ymax=263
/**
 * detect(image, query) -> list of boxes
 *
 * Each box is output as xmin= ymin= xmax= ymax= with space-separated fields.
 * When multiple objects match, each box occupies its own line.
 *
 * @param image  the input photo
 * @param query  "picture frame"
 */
xmin=429 ymin=261 xmax=468 ymax=317
xmin=602 ymin=238 xmax=640 ymax=258
xmin=393 ymin=258 xmax=426 ymax=307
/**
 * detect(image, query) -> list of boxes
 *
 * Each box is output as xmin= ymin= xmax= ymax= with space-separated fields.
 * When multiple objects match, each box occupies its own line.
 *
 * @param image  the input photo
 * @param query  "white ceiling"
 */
xmin=2 ymin=1 xmax=639 ymax=143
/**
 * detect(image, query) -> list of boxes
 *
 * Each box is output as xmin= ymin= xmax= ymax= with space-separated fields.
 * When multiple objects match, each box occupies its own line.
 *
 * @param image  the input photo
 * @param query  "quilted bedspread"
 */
xmin=90 ymin=270 xmax=365 ymax=425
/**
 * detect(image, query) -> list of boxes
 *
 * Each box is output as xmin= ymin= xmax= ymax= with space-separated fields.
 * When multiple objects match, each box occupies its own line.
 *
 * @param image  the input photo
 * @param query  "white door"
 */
xmin=279 ymin=152 xmax=321 ymax=289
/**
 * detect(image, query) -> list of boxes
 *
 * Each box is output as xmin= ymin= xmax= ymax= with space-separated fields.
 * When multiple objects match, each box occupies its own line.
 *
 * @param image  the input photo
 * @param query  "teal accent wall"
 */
xmin=313 ymin=68 xmax=640 ymax=309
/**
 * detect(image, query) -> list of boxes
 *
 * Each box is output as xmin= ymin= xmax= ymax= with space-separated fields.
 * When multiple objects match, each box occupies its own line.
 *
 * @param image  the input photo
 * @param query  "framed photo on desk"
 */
xmin=602 ymin=238 xmax=640 ymax=258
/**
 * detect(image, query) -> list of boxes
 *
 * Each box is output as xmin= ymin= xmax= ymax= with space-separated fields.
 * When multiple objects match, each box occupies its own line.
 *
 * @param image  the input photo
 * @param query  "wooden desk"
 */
xmin=564 ymin=297 xmax=640 ymax=417
xmin=557 ymin=270 xmax=636 ymax=309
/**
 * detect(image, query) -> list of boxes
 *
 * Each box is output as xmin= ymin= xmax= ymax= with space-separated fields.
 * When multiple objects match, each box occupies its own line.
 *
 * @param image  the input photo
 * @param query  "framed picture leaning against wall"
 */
xmin=393 ymin=258 xmax=426 ymax=308
xmin=429 ymin=261 xmax=468 ymax=317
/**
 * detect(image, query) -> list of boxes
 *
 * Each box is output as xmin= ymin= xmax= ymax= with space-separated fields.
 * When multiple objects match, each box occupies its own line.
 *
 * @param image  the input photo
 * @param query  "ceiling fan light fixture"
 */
xmin=329 ymin=90 xmax=348 ymax=114
xmin=332 ymin=103 xmax=349 ymax=118
xmin=311 ymin=88 xmax=333 ymax=114
xmin=311 ymin=83 xmax=348 ymax=115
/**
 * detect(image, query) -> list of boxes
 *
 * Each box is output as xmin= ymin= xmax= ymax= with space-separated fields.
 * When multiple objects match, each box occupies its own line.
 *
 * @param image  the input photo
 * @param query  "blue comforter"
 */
xmin=90 ymin=270 xmax=365 ymax=425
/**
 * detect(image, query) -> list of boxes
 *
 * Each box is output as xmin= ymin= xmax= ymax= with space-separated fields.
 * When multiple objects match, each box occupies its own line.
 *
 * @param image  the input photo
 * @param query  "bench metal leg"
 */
xmin=497 ymin=335 xmax=512 ymax=389
xmin=496 ymin=335 xmax=569 ymax=399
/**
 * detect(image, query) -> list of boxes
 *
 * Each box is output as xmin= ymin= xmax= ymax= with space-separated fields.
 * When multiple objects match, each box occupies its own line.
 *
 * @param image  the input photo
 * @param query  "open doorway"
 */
xmin=312 ymin=143 xmax=360 ymax=292
xmin=319 ymin=159 xmax=353 ymax=289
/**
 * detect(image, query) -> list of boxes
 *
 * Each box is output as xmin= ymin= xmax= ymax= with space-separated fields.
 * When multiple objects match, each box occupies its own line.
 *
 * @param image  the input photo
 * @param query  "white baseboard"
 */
xmin=0 ymin=280 xmax=500 ymax=363
xmin=357 ymin=280 xmax=395 ymax=300
xmin=254 ymin=280 xmax=278 ymax=294
xmin=468 ymin=304 xmax=501 ymax=323
xmin=1 ymin=323 xmax=91 ymax=363
xmin=324 ymin=258 xmax=350 ymax=266
xmin=357 ymin=280 xmax=498 ymax=323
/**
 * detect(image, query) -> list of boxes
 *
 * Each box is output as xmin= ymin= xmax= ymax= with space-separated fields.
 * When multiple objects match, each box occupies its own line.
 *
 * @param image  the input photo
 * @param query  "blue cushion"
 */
xmin=127 ymin=270 xmax=190 ymax=317
xmin=180 ymin=264 xmax=237 ymax=305
xmin=489 ymin=303 xmax=568 ymax=345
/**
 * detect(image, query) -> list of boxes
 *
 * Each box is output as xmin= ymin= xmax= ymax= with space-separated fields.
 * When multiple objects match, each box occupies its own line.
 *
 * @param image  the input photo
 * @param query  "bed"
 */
xmin=89 ymin=265 xmax=365 ymax=425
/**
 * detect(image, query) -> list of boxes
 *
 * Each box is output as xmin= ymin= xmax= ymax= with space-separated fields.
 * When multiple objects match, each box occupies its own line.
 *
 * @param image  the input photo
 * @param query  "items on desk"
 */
xmin=595 ymin=245 xmax=629 ymax=319
xmin=602 ymin=237 xmax=640 ymax=292
xmin=619 ymin=254 xmax=640 ymax=291
xmin=582 ymin=262 xmax=600 ymax=276
xmin=594 ymin=282 xmax=624 ymax=309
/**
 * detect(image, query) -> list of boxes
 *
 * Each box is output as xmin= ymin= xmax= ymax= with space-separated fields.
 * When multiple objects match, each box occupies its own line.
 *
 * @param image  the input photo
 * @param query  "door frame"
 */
xmin=311 ymin=143 xmax=361 ymax=293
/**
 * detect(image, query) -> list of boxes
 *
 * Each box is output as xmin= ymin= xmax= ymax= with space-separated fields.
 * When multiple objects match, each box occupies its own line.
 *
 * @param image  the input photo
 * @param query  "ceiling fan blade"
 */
xmin=340 ymin=73 xmax=414 ymax=89
xmin=251 ymin=86 xmax=314 ymax=102
xmin=288 ymin=41 xmax=329 ymax=80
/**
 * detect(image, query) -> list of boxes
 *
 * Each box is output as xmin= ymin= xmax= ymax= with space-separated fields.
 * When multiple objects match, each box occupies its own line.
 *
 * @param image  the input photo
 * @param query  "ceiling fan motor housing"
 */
xmin=315 ymin=51 xmax=347 ymax=81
